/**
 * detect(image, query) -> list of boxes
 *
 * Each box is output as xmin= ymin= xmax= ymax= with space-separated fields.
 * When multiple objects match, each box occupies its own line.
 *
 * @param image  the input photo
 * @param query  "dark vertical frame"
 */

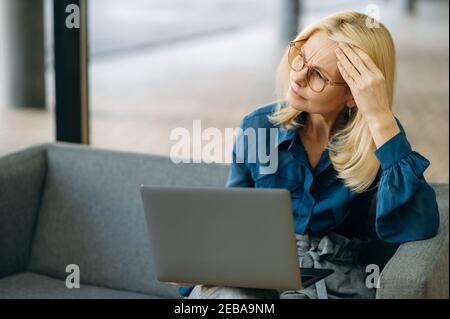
xmin=53 ymin=0 xmax=89 ymax=144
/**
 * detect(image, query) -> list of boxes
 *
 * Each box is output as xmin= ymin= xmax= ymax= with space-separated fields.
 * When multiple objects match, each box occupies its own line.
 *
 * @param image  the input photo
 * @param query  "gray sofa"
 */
xmin=0 ymin=142 xmax=448 ymax=299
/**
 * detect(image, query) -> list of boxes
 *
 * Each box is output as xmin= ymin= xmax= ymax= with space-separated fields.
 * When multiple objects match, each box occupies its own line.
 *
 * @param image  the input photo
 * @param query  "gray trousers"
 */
xmin=186 ymin=232 xmax=376 ymax=299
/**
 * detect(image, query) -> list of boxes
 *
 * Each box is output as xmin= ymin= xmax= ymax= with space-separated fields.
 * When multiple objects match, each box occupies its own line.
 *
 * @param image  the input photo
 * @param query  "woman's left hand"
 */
xmin=335 ymin=42 xmax=391 ymax=122
xmin=335 ymin=42 xmax=401 ymax=149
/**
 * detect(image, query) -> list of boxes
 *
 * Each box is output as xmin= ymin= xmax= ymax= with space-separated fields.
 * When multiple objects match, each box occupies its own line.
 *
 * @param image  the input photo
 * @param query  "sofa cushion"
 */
xmin=376 ymin=183 xmax=449 ymax=298
xmin=0 ymin=272 xmax=161 ymax=299
xmin=28 ymin=143 xmax=230 ymax=298
xmin=0 ymin=144 xmax=47 ymax=279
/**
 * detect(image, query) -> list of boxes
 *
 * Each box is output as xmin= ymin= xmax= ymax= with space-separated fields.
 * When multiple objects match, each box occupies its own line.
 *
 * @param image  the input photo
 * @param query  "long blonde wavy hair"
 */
xmin=268 ymin=11 xmax=396 ymax=194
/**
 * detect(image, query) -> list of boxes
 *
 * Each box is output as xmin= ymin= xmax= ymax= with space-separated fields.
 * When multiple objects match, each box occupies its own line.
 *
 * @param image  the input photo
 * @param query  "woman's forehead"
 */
xmin=303 ymin=31 xmax=342 ymax=78
xmin=303 ymin=32 xmax=339 ymax=62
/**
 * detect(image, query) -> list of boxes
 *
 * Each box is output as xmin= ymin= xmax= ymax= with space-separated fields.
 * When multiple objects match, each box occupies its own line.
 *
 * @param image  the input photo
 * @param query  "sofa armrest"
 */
xmin=376 ymin=184 xmax=449 ymax=299
xmin=0 ymin=144 xmax=48 ymax=279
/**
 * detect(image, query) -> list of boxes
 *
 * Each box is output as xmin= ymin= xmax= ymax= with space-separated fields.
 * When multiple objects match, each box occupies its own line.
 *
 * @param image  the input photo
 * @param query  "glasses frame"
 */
xmin=288 ymin=40 xmax=347 ymax=93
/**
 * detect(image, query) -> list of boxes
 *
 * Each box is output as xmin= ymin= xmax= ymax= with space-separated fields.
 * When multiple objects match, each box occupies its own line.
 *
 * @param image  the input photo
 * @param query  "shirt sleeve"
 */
xmin=373 ymin=118 xmax=440 ymax=243
xmin=178 ymin=286 xmax=194 ymax=298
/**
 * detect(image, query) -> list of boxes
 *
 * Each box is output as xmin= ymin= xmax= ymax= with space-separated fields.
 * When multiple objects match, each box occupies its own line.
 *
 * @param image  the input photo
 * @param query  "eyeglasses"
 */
xmin=288 ymin=40 xmax=347 ymax=93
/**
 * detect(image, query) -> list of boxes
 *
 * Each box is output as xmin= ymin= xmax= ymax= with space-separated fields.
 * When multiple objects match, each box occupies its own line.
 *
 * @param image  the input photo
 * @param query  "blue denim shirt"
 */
xmin=179 ymin=101 xmax=440 ymax=297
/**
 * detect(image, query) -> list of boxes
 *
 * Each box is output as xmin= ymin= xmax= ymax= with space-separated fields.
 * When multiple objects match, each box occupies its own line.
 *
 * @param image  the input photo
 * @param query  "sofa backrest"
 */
xmin=24 ymin=142 xmax=449 ymax=297
xmin=28 ymin=143 xmax=230 ymax=298
xmin=0 ymin=145 xmax=47 ymax=279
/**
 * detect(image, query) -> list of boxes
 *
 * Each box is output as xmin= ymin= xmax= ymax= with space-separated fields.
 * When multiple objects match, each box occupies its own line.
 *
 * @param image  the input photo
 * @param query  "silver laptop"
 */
xmin=140 ymin=185 xmax=333 ymax=291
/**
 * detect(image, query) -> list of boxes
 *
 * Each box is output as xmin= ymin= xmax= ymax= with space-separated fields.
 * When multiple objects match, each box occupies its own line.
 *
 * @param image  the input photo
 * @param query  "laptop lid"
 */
xmin=140 ymin=185 xmax=303 ymax=290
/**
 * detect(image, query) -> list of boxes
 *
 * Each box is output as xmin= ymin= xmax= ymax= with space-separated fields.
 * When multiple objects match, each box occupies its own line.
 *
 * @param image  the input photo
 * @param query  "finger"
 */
xmin=350 ymin=45 xmax=382 ymax=75
xmin=336 ymin=48 xmax=360 ymax=80
xmin=337 ymin=60 xmax=356 ymax=88
xmin=338 ymin=43 xmax=369 ymax=75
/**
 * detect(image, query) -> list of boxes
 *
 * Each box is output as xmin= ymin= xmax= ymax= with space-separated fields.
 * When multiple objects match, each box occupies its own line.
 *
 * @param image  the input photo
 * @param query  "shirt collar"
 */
xmin=274 ymin=111 xmax=332 ymax=176
xmin=276 ymin=127 xmax=297 ymax=150
xmin=276 ymin=112 xmax=306 ymax=151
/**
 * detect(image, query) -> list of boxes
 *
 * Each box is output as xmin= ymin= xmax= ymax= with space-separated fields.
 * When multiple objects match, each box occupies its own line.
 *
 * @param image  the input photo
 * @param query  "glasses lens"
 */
xmin=307 ymin=68 xmax=326 ymax=92
xmin=289 ymin=44 xmax=304 ymax=71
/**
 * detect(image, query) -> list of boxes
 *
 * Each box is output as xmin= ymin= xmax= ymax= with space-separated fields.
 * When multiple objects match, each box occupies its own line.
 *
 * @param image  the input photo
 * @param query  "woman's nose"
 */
xmin=292 ymin=68 xmax=308 ymax=88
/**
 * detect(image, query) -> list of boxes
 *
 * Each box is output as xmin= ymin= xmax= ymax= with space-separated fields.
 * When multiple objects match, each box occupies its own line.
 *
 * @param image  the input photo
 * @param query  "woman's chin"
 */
xmin=287 ymin=96 xmax=308 ymax=111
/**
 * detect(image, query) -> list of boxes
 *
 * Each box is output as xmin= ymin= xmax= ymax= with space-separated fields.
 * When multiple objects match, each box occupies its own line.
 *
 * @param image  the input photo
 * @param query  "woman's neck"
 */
xmin=301 ymin=109 xmax=348 ymax=143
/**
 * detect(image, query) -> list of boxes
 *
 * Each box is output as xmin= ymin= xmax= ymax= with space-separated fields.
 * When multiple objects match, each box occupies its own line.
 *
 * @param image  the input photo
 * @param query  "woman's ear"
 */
xmin=345 ymin=90 xmax=356 ymax=107
xmin=347 ymin=100 xmax=356 ymax=108
xmin=346 ymin=95 xmax=356 ymax=107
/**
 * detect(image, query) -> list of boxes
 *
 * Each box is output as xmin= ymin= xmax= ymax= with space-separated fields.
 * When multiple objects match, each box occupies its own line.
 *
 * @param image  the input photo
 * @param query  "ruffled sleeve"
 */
xmin=373 ymin=118 xmax=440 ymax=243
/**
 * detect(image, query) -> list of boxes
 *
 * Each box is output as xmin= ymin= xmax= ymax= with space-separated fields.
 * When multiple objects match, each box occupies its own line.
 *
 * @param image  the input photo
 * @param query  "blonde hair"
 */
xmin=268 ymin=11 xmax=396 ymax=193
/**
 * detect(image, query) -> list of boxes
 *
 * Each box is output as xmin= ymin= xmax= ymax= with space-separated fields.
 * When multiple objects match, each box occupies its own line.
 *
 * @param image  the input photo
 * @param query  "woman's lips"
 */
xmin=290 ymin=85 xmax=306 ymax=100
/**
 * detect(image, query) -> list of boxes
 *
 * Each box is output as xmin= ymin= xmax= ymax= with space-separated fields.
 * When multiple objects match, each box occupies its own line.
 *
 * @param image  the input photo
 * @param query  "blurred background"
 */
xmin=0 ymin=0 xmax=448 ymax=182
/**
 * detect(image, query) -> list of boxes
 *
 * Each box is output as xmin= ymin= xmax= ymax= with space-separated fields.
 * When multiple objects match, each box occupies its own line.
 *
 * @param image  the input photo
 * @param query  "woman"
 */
xmin=174 ymin=11 xmax=440 ymax=299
